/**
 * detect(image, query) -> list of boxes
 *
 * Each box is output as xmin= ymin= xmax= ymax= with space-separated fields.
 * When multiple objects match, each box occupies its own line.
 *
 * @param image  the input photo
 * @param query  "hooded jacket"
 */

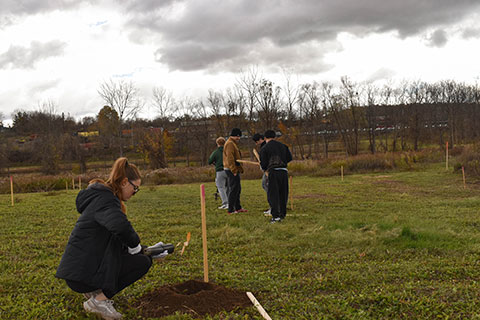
xmin=56 ymin=183 xmax=140 ymax=293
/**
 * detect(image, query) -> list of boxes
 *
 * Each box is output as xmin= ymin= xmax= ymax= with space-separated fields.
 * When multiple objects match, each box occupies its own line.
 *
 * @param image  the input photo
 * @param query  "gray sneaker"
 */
xmin=83 ymin=296 xmax=123 ymax=319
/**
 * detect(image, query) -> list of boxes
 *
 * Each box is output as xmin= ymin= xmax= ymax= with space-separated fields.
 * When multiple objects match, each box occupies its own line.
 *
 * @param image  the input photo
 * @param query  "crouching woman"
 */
xmin=56 ymin=157 xmax=153 ymax=319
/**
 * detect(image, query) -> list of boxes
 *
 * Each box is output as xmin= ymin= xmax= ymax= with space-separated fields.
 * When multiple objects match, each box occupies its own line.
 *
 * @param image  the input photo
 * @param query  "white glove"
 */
xmin=147 ymin=241 xmax=169 ymax=259
xmin=152 ymin=249 xmax=169 ymax=259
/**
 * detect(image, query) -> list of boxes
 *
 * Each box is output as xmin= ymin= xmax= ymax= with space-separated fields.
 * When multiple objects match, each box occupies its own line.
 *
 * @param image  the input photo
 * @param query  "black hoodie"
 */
xmin=56 ymin=183 xmax=140 ymax=292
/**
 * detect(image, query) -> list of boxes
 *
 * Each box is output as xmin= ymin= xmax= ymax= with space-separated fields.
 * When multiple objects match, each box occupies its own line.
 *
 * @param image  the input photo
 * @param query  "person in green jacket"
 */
xmin=208 ymin=137 xmax=229 ymax=209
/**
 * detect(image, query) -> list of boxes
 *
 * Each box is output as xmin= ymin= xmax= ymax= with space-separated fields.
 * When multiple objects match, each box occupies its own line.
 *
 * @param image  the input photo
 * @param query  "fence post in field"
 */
xmin=200 ymin=184 xmax=209 ymax=282
xmin=72 ymin=177 xmax=75 ymax=190
xmin=341 ymin=165 xmax=344 ymax=181
xmin=462 ymin=166 xmax=466 ymax=189
xmin=78 ymin=177 xmax=81 ymax=190
xmin=445 ymin=141 xmax=448 ymax=170
xmin=10 ymin=176 xmax=14 ymax=206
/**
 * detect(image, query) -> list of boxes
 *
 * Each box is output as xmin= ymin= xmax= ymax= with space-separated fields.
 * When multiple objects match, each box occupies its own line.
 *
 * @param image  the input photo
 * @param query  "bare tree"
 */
xmin=339 ymin=76 xmax=363 ymax=155
xmin=98 ymin=79 xmax=144 ymax=156
xmin=363 ymin=82 xmax=378 ymax=154
xmin=255 ymin=79 xmax=281 ymax=131
xmin=192 ymin=100 xmax=212 ymax=166
xmin=298 ymin=82 xmax=322 ymax=158
xmin=406 ymin=80 xmax=427 ymax=150
xmin=207 ymin=89 xmax=227 ymax=136
xmin=282 ymin=69 xmax=299 ymax=123
xmin=152 ymin=86 xmax=174 ymax=120
xmin=237 ymin=67 xmax=261 ymax=136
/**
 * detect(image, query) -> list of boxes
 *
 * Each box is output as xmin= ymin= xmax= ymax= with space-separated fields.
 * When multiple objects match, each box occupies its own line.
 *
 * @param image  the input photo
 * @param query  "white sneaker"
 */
xmin=264 ymin=209 xmax=271 ymax=216
xmin=218 ymin=204 xmax=228 ymax=209
xmin=83 ymin=297 xmax=123 ymax=319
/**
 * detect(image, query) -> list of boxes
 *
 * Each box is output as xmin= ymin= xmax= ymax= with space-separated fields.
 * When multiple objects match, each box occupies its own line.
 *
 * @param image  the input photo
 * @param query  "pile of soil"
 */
xmin=134 ymin=280 xmax=252 ymax=318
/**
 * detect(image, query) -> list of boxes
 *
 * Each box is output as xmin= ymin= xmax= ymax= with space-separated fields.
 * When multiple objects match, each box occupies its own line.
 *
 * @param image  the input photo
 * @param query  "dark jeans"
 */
xmin=226 ymin=170 xmax=242 ymax=212
xmin=66 ymin=253 xmax=152 ymax=299
xmin=267 ymin=169 xmax=289 ymax=219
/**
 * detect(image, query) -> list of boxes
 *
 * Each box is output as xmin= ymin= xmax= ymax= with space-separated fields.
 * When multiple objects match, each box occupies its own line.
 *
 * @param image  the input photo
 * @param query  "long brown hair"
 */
xmin=90 ymin=157 xmax=141 ymax=213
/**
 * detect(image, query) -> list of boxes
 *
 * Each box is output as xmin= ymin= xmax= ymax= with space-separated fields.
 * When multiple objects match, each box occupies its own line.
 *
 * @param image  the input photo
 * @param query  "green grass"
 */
xmin=1 ymin=163 xmax=480 ymax=319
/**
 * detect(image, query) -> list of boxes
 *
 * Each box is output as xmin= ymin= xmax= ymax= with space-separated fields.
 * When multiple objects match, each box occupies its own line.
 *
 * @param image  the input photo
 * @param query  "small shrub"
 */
xmin=455 ymin=143 xmax=480 ymax=177
xmin=346 ymin=154 xmax=393 ymax=172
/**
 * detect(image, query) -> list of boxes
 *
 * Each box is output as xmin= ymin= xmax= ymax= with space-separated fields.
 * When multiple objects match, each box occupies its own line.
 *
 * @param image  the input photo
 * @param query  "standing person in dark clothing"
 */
xmin=260 ymin=130 xmax=293 ymax=223
xmin=223 ymin=128 xmax=248 ymax=214
xmin=56 ymin=157 xmax=169 ymax=319
xmin=208 ymin=137 xmax=229 ymax=209
xmin=253 ymin=133 xmax=270 ymax=215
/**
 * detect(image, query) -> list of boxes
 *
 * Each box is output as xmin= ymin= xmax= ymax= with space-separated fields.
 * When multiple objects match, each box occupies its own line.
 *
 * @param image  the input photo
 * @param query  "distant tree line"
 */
xmin=1 ymin=72 xmax=480 ymax=175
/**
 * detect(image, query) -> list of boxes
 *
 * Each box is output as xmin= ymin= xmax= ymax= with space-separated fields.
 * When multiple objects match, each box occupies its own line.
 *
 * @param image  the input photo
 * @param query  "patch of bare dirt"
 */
xmin=133 ymin=280 xmax=251 ymax=318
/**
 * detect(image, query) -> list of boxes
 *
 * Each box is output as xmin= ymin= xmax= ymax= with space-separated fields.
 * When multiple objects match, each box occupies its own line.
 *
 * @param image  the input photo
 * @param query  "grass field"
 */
xmin=1 ymin=163 xmax=480 ymax=319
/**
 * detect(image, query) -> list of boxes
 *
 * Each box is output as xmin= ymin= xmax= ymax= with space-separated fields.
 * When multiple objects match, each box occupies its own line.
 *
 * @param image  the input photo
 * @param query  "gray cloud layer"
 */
xmin=118 ymin=0 xmax=480 ymax=72
xmin=0 ymin=0 xmax=90 ymax=16
xmin=0 ymin=41 xmax=67 ymax=69
xmin=2 ymin=0 xmax=479 ymax=75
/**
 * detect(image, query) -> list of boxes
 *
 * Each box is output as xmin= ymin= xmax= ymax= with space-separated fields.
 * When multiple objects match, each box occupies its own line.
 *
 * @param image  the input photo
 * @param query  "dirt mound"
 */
xmin=134 ymin=280 xmax=252 ymax=318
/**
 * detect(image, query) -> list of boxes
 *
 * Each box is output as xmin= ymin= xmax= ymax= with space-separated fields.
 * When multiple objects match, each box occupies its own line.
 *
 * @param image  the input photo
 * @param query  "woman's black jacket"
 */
xmin=55 ymin=183 xmax=140 ymax=293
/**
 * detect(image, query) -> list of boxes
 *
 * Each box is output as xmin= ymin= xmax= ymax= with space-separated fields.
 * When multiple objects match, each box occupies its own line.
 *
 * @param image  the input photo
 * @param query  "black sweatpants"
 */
xmin=66 ymin=253 xmax=152 ymax=299
xmin=226 ymin=170 xmax=242 ymax=212
xmin=267 ymin=169 xmax=289 ymax=219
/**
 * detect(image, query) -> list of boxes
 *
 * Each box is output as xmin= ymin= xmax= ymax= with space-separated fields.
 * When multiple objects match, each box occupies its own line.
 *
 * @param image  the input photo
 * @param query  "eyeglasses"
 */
xmin=128 ymin=180 xmax=140 ymax=195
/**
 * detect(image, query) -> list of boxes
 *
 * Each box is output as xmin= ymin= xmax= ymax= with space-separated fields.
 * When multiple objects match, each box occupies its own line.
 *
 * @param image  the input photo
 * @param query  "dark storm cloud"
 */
xmin=427 ymin=29 xmax=448 ymax=48
xmin=0 ymin=40 xmax=67 ymax=69
xmin=155 ymin=42 xmax=244 ymax=71
xmin=120 ymin=0 xmax=480 ymax=72
xmin=118 ymin=0 xmax=179 ymax=12
xmin=0 ymin=0 xmax=90 ymax=16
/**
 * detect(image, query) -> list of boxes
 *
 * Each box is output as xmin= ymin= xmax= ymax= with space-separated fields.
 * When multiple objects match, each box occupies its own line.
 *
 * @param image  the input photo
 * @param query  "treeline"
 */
xmin=1 ymin=73 xmax=480 ymax=175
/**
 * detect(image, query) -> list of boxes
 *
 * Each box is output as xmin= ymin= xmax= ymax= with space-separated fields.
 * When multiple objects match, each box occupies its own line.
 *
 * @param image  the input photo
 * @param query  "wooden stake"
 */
xmin=341 ymin=165 xmax=344 ymax=181
xmin=181 ymin=232 xmax=191 ymax=256
xmin=200 ymin=184 xmax=209 ymax=282
xmin=237 ymin=159 xmax=260 ymax=165
xmin=462 ymin=166 xmax=466 ymax=189
xmin=246 ymin=292 xmax=272 ymax=320
xmin=72 ymin=177 xmax=75 ymax=190
xmin=253 ymin=148 xmax=260 ymax=162
xmin=289 ymin=175 xmax=293 ymax=210
xmin=10 ymin=176 xmax=14 ymax=206
xmin=78 ymin=176 xmax=81 ymax=190
xmin=446 ymin=141 xmax=449 ymax=170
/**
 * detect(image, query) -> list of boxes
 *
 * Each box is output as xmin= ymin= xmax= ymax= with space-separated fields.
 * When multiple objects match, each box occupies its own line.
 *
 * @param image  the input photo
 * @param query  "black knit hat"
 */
xmin=252 ymin=133 xmax=264 ymax=142
xmin=264 ymin=130 xmax=276 ymax=138
xmin=230 ymin=128 xmax=242 ymax=137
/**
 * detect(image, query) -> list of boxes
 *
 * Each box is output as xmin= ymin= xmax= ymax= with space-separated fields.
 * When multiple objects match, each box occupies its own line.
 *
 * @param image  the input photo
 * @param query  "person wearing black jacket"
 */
xmin=56 ymin=157 xmax=167 ymax=319
xmin=259 ymin=130 xmax=293 ymax=223
xmin=253 ymin=133 xmax=270 ymax=215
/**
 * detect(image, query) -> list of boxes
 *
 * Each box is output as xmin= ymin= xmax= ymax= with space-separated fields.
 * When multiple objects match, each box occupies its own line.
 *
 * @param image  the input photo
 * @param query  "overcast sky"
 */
xmin=1 ymin=0 xmax=480 ymax=125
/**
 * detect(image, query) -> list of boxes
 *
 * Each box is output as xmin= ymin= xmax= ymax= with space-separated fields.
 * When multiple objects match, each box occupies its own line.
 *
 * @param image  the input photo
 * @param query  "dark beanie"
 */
xmin=264 ymin=130 xmax=276 ymax=138
xmin=230 ymin=128 xmax=242 ymax=137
